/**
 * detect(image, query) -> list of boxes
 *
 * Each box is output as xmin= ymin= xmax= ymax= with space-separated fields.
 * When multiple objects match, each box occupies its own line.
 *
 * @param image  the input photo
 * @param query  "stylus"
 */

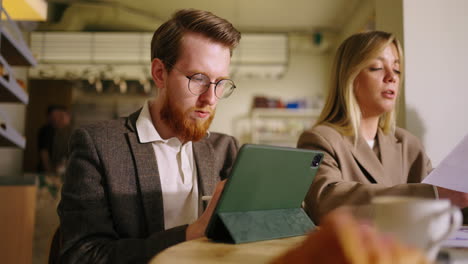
xmin=202 ymin=196 xmax=212 ymax=201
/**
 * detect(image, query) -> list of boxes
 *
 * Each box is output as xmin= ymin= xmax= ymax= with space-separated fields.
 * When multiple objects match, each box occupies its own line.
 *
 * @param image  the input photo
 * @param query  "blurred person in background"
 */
xmin=37 ymin=105 xmax=71 ymax=195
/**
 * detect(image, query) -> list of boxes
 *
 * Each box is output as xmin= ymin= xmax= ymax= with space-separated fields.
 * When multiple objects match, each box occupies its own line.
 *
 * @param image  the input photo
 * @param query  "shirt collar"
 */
xmin=136 ymin=100 xmax=165 ymax=143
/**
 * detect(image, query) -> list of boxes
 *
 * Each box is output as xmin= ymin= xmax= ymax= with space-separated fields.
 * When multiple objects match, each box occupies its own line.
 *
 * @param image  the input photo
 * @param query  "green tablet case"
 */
xmin=205 ymin=144 xmax=323 ymax=244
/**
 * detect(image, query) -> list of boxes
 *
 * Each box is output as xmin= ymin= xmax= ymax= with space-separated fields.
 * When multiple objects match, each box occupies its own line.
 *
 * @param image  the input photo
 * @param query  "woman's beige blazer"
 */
xmin=297 ymin=125 xmax=436 ymax=223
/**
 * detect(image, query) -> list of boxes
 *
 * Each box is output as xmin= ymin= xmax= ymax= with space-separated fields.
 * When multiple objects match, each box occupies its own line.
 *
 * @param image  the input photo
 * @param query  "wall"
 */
xmin=375 ymin=0 xmax=406 ymax=128
xmin=209 ymin=34 xmax=330 ymax=142
xmin=403 ymin=0 xmax=468 ymax=166
xmin=336 ymin=0 xmax=374 ymax=49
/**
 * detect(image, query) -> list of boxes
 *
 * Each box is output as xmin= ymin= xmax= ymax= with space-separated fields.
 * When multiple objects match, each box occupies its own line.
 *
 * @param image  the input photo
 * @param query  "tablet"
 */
xmin=205 ymin=144 xmax=323 ymax=243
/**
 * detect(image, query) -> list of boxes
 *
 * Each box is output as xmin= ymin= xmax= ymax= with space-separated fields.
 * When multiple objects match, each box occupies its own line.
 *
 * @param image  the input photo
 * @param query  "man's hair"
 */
xmin=316 ymin=30 xmax=404 ymax=143
xmin=150 ymin=8 xmax=241 ymax=71
xmin=47 ymin=104 xmax=67 ymax=116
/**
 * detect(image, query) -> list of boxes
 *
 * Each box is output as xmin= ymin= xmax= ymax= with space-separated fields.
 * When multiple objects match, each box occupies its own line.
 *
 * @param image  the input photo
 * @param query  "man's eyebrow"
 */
xmin=191 ymin=70 xmax=231 ymax=81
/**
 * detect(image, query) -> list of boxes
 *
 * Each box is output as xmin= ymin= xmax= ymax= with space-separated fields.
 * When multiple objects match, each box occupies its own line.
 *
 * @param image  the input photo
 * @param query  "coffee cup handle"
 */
xmin=427 ymin=206 xmax=463 ymax=252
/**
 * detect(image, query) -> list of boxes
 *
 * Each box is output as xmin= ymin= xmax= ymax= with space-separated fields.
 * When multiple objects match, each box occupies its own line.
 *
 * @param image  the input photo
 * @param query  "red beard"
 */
xmin=160 ymin=93 xmax=215 ymax=142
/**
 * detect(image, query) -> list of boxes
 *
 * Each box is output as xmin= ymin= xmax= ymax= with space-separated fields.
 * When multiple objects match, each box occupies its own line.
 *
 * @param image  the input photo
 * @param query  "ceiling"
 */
xmin=39 ymin=0 xmax=366 ymax=33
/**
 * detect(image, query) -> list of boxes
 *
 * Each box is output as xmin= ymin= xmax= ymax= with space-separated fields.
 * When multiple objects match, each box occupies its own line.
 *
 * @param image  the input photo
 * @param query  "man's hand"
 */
xmin=437 ymin=186 xmax=468 ymax=208
xmin=186 ymin=179 xmax=226 ymax=240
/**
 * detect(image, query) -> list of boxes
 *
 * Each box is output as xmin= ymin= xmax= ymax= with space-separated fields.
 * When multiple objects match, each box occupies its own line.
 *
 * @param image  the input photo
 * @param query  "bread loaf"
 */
xmin=271 ymin=209 xmax=430 ymax=264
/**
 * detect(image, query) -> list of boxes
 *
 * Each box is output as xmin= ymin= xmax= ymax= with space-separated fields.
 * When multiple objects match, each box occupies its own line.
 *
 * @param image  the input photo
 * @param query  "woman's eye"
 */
xmin=369 ymin=67 xmax=382 ymax=71
xmin=394 ymin=69 xmax=401 ymax=74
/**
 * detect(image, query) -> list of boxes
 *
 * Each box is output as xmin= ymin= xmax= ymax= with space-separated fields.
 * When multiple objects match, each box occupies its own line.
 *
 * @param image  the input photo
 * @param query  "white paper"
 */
xmin=442 ymin=227 xmax=468 ymax=248
xmin=422 ymin=133 xmax=468 ymax=193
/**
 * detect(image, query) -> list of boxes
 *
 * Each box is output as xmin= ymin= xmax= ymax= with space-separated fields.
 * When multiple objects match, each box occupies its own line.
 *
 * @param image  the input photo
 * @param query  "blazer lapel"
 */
xmin=193 ymin=138 xmax=217 ymax=207
xmin=378 ymin=129 xmax=403 ymax=185
xmin=126 ymin=111 xmax=165 ymax=234
xmin=346 ymin=134 xmax=392 ymax=185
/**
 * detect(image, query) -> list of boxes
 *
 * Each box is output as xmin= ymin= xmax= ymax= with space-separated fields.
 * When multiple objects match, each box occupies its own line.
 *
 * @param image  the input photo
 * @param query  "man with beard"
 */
xmin=56 ymin=9 xmax=241 ymax=263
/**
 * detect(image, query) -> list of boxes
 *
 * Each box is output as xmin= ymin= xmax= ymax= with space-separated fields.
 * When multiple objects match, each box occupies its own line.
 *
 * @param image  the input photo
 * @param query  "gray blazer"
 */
xmin=297 ymin=125 xmax=436 ymax=223
xmin=58 ymin=110 xmax=239 ymax=263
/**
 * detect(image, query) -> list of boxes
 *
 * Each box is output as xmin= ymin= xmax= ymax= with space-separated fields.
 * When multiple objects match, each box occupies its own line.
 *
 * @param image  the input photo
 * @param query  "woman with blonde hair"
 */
xmin=298 ymin=30 xmax=468 ymax=223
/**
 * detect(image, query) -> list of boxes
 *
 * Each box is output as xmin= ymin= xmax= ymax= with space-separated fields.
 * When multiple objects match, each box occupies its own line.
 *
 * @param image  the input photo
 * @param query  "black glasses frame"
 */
xmin=168 ymin=63 xmax=236 ymax=99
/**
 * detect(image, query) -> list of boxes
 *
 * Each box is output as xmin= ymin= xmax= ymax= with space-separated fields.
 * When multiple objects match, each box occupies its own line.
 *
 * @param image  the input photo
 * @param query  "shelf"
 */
xmin=251 ymin=108 xmax=320 ymax=118
xmin=249 ymin=108 xmax=318 ymax=147
xmin=0 ymin=56 xmax=28 ymax=103
xmin=0 ymin=77 xmax=27 ymax=103
xmin=0 ymin=76 xmax=28 ymax=103
xmin=0 ymin=7 xmax=32 ymax=149
xmin=0 ymin=7 xmax=37 ymax=66
xmin=0 ymin=123 xmax=26 ymax=148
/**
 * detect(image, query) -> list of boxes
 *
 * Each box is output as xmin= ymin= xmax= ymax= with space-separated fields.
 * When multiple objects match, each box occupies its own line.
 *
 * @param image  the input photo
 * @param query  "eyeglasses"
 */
xmin=169 ymin=65 xmax=236 ymax=99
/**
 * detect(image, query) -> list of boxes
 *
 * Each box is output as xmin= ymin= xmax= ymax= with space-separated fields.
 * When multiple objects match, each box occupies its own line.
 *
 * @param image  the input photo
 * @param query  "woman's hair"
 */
xmin=316 ymin=31 xmax=404 ymax=141
xmin=150 ymin=8 xmax=241 ymax=72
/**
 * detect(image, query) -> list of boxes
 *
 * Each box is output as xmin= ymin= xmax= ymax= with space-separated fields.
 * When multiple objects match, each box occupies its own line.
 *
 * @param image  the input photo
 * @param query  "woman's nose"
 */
xmin=384 ymin=70 xmax=397 ymax=83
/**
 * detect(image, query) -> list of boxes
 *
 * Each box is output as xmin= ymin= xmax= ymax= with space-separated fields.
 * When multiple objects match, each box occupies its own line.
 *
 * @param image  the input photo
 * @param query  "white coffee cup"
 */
xmin=371 ymin=196 xmax=462 ymax=261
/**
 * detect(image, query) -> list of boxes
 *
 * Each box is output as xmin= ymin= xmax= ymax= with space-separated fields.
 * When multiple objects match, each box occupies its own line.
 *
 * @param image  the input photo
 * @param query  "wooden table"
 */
xmin=150 ymin=236 xmax=468 ymax=264
xmin=150 ymin=236 xmax=306 ymax=264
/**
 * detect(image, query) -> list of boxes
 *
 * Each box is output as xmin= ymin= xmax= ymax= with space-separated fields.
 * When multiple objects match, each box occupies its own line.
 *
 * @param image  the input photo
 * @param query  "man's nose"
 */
xmin=198 ymin=84 xmax=218 ymax=106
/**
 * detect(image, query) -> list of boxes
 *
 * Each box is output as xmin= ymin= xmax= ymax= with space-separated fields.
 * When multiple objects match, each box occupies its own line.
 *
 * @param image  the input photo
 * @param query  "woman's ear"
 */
xmin=151 ymin=58 xmax=166 ymax=89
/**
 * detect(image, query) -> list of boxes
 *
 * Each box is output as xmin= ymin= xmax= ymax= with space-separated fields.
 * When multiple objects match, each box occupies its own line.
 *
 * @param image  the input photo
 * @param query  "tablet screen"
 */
xmin=206 ymin=144 xmax=323 ymax=241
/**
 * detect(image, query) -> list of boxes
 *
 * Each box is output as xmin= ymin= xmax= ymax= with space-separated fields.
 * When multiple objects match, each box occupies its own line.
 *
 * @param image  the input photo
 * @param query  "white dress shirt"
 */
xmin=136 ymin=100 xmax=199 ymax=230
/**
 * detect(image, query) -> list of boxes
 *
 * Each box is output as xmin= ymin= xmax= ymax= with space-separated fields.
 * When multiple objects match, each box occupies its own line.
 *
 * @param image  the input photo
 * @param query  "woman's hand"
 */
xmin=437 ymin=186 xmax=468 ymax=208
